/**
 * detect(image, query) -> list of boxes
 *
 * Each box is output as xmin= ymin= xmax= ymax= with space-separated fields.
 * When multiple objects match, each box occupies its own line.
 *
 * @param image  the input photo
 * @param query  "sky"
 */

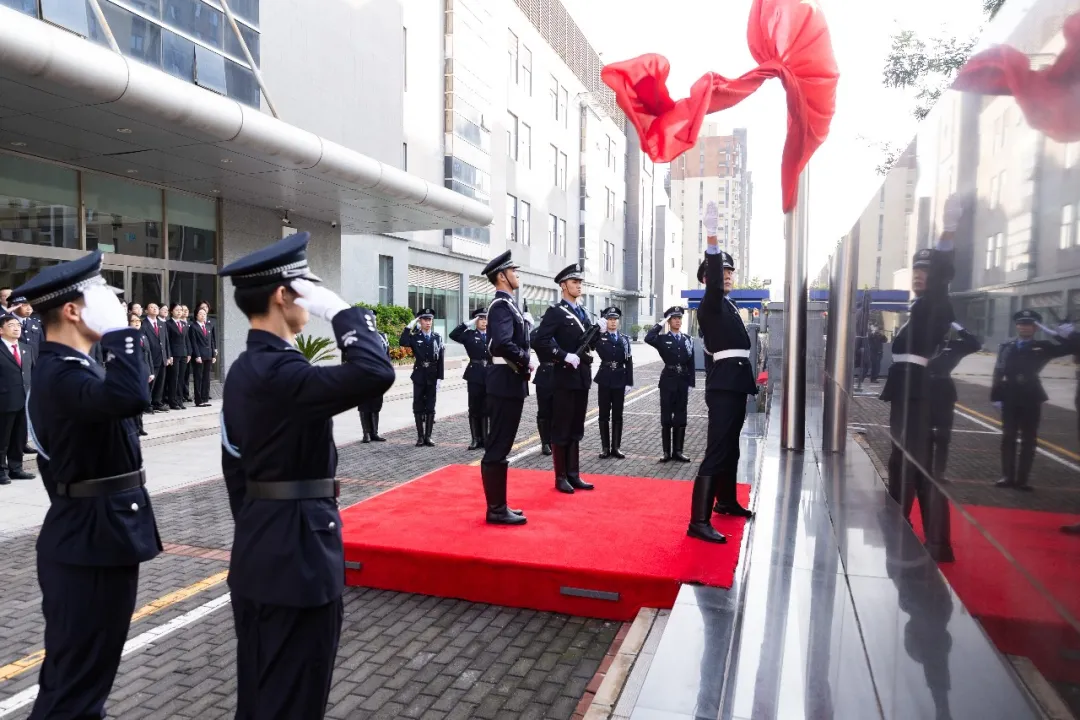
xmin=559 ymin=0 xmax=993 ymax=281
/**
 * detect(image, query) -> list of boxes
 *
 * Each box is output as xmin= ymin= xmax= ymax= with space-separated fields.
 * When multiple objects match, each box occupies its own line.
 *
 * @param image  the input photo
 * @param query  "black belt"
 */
xmin=605 ymin=361 xmax=625 ymax=370
xmin=665 ymin=364 xmax=687 ymax=373
xmin=246 ymin=479 xmax=339 ymax=500
xmin=540 ymin=362 xmax=554 ymax=368
xmin=56 ymin=469 xmax=146 ymax=498
xmin=469 ymin=360 xmax=489 ymax=367
xmin=417 ymin=361 xmax=434 ymax=368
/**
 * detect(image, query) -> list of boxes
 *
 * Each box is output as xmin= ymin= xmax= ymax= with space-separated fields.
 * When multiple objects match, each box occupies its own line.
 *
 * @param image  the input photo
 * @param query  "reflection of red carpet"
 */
xmin=911 ymin=500 xmax=1080 ymax=683
xmin=341 ymin=465 xmax=750 ymax=620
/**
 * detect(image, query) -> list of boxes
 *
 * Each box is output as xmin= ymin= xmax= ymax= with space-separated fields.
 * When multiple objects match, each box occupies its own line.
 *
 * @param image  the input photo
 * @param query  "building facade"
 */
xmin=654 ymin=202 xmax=687 ymax=320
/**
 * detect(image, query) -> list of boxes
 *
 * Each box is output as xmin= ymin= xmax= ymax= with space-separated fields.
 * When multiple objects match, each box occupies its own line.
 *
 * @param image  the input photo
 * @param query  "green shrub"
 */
xmin=295 ymin=334 xmax=337 ymax=363
xmin=354 ymin=303 xmax=414 ymax=348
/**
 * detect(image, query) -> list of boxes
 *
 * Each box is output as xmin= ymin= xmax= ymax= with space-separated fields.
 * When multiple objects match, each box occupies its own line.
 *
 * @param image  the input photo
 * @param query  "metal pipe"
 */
xmin=781 ymin=169 xmax=809 ymax=451
xmin=219 ymin=0 xmax=279 ymax=118
xmin=822 ymin=230 xmax=858 ymax=453
xmin=86 ymin=0 xmax=121 ymax=53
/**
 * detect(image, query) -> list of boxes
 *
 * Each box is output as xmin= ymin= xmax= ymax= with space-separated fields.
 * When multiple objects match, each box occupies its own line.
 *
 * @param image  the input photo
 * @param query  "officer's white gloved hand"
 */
xmin=81 ymin=284 xmax=129 ymax=336
xmin=528 ymin=353 xmax=539 ymax=373
xmin=290 ymin=279 xmax=349 ymax=323
xmin=942 ymin=194 xmax=964 ymax=233
xmin=624 ymin=386 xmax=632 ymax=396
xmin=437 ymin=380 xmax=442 ymax=391
xmin=564 ymin=352 xmax=581 ymax=369
xmin=466 ymin=316 xmax=479 ymax=329
xmin=993 ymin=401 xmax=1003 ymax=411
xmin=703 ymin=201 xmax=719 ymax=236
xmin=523 ymin=311 xmax=535 ymax=326
xmin=1058 ymin=322 xmax=1076 ymax=337
xmin=951 ymin=321 xmax=964 ymax=332
xmin=660 ymin=320 xmax=669 ymax=335
xmin=407 ymin=316 xmax=420 ymax=330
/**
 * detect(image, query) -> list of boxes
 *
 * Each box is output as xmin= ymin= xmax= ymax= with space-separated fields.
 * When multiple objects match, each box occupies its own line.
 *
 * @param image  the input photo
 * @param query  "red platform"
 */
xmin=341 ymin=465 xmax=750 ymax=620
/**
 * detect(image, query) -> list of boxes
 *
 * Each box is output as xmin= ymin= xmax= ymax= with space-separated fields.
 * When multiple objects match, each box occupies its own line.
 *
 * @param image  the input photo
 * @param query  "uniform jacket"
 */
xmin=166 ymin=318 xmax=189 ymax=358
xmin=399 ymin=327 xmax=445 ymax=384
xmin=221 ymin=307 xmax=395 ymax=607
xmin=0 ymin=338 xmax=32 ymax=414
xmin=645 ymin=325 xmax=696 ymax=390
xmin=19 ymin=315 xmax=43 ymax=353
xmin=139 ymin=334 xmax=153 ymax=379
xmin=698 ymin=250 xmax=756 ymax=395
xmin=534 ymin=299 xmax=599 ymax=391
xmin=486 ymin=291 xmax=531 ymax=399
xmin=449 ymin=323 xmax=491 ymax=385
xmin=927 ymin=329 xmax=981 ymax=405
xmin=188 ymin=319 xmax=216 ymax=360
xmin=991 ymin=334 xmax=1079 ymax=406
xmin=529 ymin=326 xmax=552 ymax=390
xmin=141 ymin=316 xmax=170 ymax=366
xmin=31 ymin=329 xmax=160 ymax=566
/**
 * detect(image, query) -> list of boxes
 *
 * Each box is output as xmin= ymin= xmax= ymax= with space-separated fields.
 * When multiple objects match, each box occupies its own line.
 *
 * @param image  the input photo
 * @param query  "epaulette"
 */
xmin=61 ymin=356 xmax=91 ymax=367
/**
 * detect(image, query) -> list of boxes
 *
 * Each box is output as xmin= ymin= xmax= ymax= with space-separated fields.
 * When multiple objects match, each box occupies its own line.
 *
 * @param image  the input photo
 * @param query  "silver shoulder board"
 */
xmin=61 ymin=356 xmax=91 ymax=367
xmin=220 ymin=410 xmax=242 ymax=459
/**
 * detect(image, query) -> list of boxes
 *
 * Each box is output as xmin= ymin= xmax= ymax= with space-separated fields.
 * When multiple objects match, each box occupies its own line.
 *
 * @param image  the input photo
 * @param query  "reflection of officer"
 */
xmin=992 ymin=310 xmax=1078 ymax=490
xmin=18 ymin=250 xmax=161 ymax=720
xmin=219 ymin=232 xmax=395 ymax=719
xmin=928 ymin=323 xmax=981 ymax=484
xmin=531 ymin=324 xmax=554 ymax=456
xmin=481 ymin=251 xmax=532 ymax=526
xmin=399 ymin=308 xmax=445 ymax=447
xmin=869 ymin=327 xmax=886 ymax=382
xmin=450 ymin=308 xmax=491 ymax=450
xmin=358 ymin=330 xmax=390 ymax=443
xmin=594 ymin=306 xmax=633 ymax=460
xmin=534 ymin=264 xmax=600 ymax=494
xmin=645 ymin=306 xmax=696 ymax=463
xmin=690 ymin=202 xmax=755 ymax=544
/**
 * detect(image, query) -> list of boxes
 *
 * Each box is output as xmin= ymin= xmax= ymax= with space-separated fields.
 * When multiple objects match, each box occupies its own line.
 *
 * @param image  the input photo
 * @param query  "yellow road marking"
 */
xmin=0 ymin=569 xmax=229 ymax=682
xmin=955 ymin=403 xmax=1080 ymax=462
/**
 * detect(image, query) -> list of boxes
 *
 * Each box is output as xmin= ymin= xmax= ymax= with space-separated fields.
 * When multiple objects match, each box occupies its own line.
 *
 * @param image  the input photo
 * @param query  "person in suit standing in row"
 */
xmin=130 ymin=312 xmax=152 ymax=437
xmin=188 ymin=306 xmax=216 ymax=407
xmin=165 ymin=304 xmax=189 ymax=410
xmin=0 ymin=313 xmax=34 ymax=484
xmin=142 ymin=303 xmax=171 ymax=412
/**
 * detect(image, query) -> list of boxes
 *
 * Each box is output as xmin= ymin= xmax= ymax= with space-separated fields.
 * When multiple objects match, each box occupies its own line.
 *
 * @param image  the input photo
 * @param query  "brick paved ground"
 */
xmin=0 ymin=363 xmax=765 ymax=719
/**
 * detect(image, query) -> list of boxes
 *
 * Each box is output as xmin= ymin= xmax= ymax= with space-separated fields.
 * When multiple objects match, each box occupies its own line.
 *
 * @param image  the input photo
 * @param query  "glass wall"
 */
xmin=84 ymin=174 xmax=163 ymax=257
xmin=0 ymin=155 xmax=79 ymax=249
xmin=167 ymin=191 xmax=217 ymax=264
xmin=407 ymin=285 xmax=460 ymax=340
xmin=0 ymin=255 xmax=61 ymax=292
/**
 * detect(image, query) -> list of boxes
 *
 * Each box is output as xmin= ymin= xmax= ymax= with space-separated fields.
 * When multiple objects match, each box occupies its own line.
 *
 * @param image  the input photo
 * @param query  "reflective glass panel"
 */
xmin=162 ymin=0 xmax=223 ymax=48
xmin=90 ymin=2 xmax=163 ymax=69
xmin=194 ymin=44 xmax=227 ymax=94
xmin=0 ymin=0 xmax=37 ymax=16
xmin=162 ymin=29 xmax=195 ymax=81
xmin=83 ymin=173 xmax=163 ymax=257
xmin=166 ymin=191 xmax=216 ymax=264
xmin=0 ymin=155 xmax=79 ymax=250
xmin=41 ymin=0 xmax=91 ymax=36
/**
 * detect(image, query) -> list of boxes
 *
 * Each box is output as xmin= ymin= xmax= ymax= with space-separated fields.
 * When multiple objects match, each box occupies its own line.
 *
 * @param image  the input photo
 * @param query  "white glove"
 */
xmin=466 ymin=317 xmax=479 ymax=329
xmin=951 ymin=322 xmax=964 ymax=332
xmin=290 ymin=279 xmax=349 ymax=323
xmin=993 ymin=401 xmax=1003 ymax=410
xmin=703 ymin=201 xmax=719 ymax=236
xmin=407 ymin=316 xmax=420 ymax=330
xmin=624 ymin=386 xmax=631 ymax=396
xmin=523 ymin=311 xmax=535 ymax=326
xmin=528 ymin=354 xmax=539 ymax=373
xmin=437 ymin=380 xmax=442 ymax=390
xmin=942 ymin=194 xmax=964 ymax=232
xmin=660 ymin=320 xmax=669 ymax=335
xmin=80 ymin=284 xmax=129 ymax=336
xmin=1036 ymin=322 xmax=1055 ymax=336
xmin=1058 ymin=323 xmax=1076 ymax=337
xmin=564 ymin=352 xmax=581 ymax=369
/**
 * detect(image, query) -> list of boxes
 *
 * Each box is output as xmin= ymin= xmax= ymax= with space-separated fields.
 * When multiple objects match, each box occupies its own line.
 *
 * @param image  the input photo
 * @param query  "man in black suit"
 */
xmin=188 ymin=306 xmax=216 ymax=407
xmin=141 ymin=302 xmax=171 ymax=411
xmin=0 ymin=314 xmax=34 ymax=484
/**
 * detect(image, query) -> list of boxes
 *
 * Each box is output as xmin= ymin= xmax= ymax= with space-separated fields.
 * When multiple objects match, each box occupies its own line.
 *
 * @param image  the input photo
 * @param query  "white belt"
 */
xmin=712 ymin=349 xmax=750 ymax=361
xmin=892 ymin=353 xmax=929 ymax=367
xmin=491 ymin=357 xmax=508 ymax=365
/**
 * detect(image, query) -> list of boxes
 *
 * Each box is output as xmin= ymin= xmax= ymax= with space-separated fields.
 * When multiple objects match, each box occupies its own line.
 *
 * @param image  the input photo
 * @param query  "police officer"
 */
xmin=358 ymin=328 xmax=390 ymax=443
xmin=10 ymin=295 xmax=43 ymax=354
xmin=595 ymin=306 xmax=633 ymax=459
xmin=992 ymin=310 xmax=1078 ymax=491
xmin=535 ymin=264 xmax=600 ymax=493
xmin=481 ymin=250 xmax=533 ymax=525
xmin=531 ymin=320 xmax=554 ymax=456
xmin=219 ymin=232 xmax=394 ymax=719
xmin=16 ymin=250 xmax=161 ymax=720
xmin=450 ymin=308 xmax=492 ymax=450
xmin=400 ymin=308 xmax=445 ymax=447
xmin=690 ymin=202 xmax=754 ymax=544
xmin=928 ymin=322 xmax=981 ymax=484
xmin=645 ymin=306 xmax=696 ymax=463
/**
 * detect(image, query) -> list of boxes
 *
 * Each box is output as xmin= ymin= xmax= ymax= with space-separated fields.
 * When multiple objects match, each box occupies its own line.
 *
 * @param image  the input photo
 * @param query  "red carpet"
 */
xmin=341 ymin=465 xmax=750 ymax=620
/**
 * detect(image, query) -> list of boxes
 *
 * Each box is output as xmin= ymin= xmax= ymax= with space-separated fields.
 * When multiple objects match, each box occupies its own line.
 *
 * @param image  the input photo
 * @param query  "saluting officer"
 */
xmin=535 ymin=264 xmax=600 ymax=494
xmin=17 ymin=251 xmax=161 ymax=720
xmin=594 ymin=306 xmax=634 ymax=459
xmin=400 ymin=308 xmax=445 ymax=447
xmin=219 ymin=232 xmax=394 ymax=719
xmin=992 ymin=310 xmax=1079 ymax=491
xmin=358 ymin=328 xmax=390 ymax=443
xmin=531 ymin=322 xmax=554 ymax=456
xmin=481 ymin=250 xmax=534 ymax=525
xmin=645 ymin=306 xmax=696 ymax=463
xmin=450 ymin=308 xmax=492 ymax=450
xmin=928 ymin=322 xmax=982 ymax=484
xmin=690 ymin=202 xmax=754 ymax=544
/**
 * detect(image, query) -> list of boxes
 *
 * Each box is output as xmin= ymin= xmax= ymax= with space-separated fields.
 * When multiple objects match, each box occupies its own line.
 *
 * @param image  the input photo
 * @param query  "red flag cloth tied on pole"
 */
xmin=600 ymin=0 xmax=839 ymax=213
xmin=952 ymin=11 xmax=1080 ymax=143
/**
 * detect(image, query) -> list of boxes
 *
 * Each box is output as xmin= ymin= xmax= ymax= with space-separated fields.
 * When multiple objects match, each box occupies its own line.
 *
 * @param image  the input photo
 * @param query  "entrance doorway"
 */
xmin=102 ymin=265 xmax=166 ymax=308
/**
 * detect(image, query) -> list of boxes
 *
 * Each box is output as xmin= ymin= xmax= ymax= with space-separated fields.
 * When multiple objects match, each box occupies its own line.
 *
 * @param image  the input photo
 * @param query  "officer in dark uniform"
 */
xmin=399 ymin=308 xmax=445 ymax=447
xmin=690 ymin=201 xmax=754 ymax=543
xmin=219 ymin=232 xmax=395 ymax=720
xmin=531 ymin=322 xmax=554 ymax=456
xmin=10 ymin=296 xmax=43 ymax=354
xmin=594 ymin=306 xmax=633 ymax=459
xmin=534 ymin=264 xmax=600 ymax=494
xmin=450 ymin=308 xmax=492 ymax=450
xmin=928 ymin=322 xmax=981 ymax=484
xmin=358 ymin=329 xmax=390 ymax=443
xmin=992 ymin=310 xmax=1078 ymax=490
xmin=481 ymin=250 xmax=533 ymax=526
xmin=645 ymin=306 xmax=696 ymax=463
xmin=16 ymin=250 xmax=161 ymax=720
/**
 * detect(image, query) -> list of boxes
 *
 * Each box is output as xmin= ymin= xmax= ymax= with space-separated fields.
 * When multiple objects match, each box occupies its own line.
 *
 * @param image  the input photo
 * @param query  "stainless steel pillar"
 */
xmin=822 ymin=231 xmax=858 ymax=452
xmin=781 ymin=169 xmax=809 ymax=451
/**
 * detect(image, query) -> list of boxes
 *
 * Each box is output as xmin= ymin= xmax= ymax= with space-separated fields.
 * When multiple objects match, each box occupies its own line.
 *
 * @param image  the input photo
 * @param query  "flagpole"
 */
xmin=781 ymin=168 xmax=809 ymax=451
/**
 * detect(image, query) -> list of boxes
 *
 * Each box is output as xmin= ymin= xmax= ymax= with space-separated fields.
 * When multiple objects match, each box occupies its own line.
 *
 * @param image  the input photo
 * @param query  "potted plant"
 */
xmin=294 ymin=334 xmax=337 ymax=363
xmin=630 ymin=324 xmax=643 ymax=341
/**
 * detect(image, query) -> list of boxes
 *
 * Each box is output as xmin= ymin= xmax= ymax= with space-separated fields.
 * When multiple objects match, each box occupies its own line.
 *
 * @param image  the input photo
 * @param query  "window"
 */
xmin=42 ymin=0 xmax=91 ymax=36
xmin=603 ymin=241 xmax=614 ymax=272
xmin=378 ymin=256 xmax=394 ymax=305
xmin=874 ymin=257 xmax=882 ymax=287
xmin=606 ymin=135 xmax=613 ymax=169
xmin=877 ymin=215 xmax=884 ymax=250
xmin=520 ymin=122 xmax=532 ymax=169
xmin=194 ymin=44 xmax=227 ymax=94
xmin=167 ymin=191 xmax=216 ymax=264
xmin=403 ymin=27 xmax=407 ymax=90
xmin=549 ymin=214 xmax=558 ymax=254
xmin=164 ymin=0 xmax=225 ymax=48
xmin=997 ymin=170 xmax=1006 ymax=206
xmin=506 ymin=112 xmax=518 ymax=161
xmin=402 ymin=143 xmax=408 ymax=171
xmin=986 ymin=236 xmax=995 ymax=269
xmin=558 ymin=152 xmax=568 ymax=190
xmin=519 ymin=200 xmax=531 ymax=246
xmin=506 ymin=195 xmax=518 ymax=242
xmin=550 ymin=144 xmax=559 ymax=186
xmin=507 ymin=30 xmax=519 ymax=85
xmin=559 ymin=86 xmax=568 ymax=128
xmin=549 ymin=75 xmax=559 ymax=120
xmin=83 ymin=173 xmax=163 ymax=258
xmin=995 ymin=232 xmax=1004 ymax=267
xmin=520 ymin=45 xmax=533 ymax=95
xmin=1062 ymin=204 xmax=1077 ymax=249
xmin=558 ymin=219 xmax=567 ymax=256
xmin=0 ymin=154 xmax=79 ymax=249
xmin=1 ymin=0 xmax=36 ymax=17
xmin=606 ymin=188 xmax=614 ymax=219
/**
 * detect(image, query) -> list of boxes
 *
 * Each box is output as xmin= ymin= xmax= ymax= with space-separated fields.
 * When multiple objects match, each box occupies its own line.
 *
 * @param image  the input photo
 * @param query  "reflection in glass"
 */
xmin=83 ymin=173 xmax=163 ymax=258
xmin=0 ymin=0 xmax=37 ymax=16
xmin=194 ymin=44 xmax=228 ymax=94
xmin=41 ymin=0 xmax=91 ymax=37
xmin=0 ymin=155 xmax=79 ymax=250
xmin=224 ymin=20 xmax=260 ymax=65
xmin=166 ymin=191 xmax=217 ymax=264
xmin=162 ymin=29 xmax=195 ymax=81
xmin=407 ymin=285 xmax=461 ymax=340
xmin=224 ymin=59 xmax=260 ymax=108
xmin=89 ymin=2 xmax=163 ymax=69
xmin=168 ymin=271 xmax=216 ymax=321
xmin=0 ymin=255 xmax=61 ymax=292
xmin=162 ymin=0 xmax=223 ymax=48
xmin=123 ymin=0 xmax=162 ymax=19
xmin=131 ymin=270 xmax=164 ymax=306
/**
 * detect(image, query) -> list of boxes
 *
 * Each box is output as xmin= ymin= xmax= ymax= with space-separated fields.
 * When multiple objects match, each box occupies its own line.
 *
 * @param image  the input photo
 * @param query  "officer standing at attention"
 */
xmin=10 ymin=296 xmax=43 ymax=355
xmin=481 ymin=250 xmax=534 ymax=525
xmin=645 ymin=306 xmax=696 ymax=463
xmin=690 ymin=202 xmax=755 ymax=544
xmin=927 ymin=322 xmax=981 ymax=485
xmin=594 ymin=306 xmax=633 ymax=459
xmin=992 ymin=310 xmax=1078 ymax=491
xmin=358 ymin=328 xmax=390 ymax=443
xmin=219 ymin=232 xmax=394 ymax=720
xmin=400 ymin=308 xmax=445 ymax=447
xmin=16 ymin=250 xmax=161 ymax=720
xmin=531 ymin=321 xmax=555 ymax=456
xmin=450 ymin=308 xmax=492 ymax=450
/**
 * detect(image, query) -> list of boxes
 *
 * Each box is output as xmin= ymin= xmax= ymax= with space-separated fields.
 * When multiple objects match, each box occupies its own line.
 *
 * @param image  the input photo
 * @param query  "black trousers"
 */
xmin=870 ymin=353 xmax=882 ymax=382
xmin=0 ymin=408 xmax=25 ymax=473
xmin=29 ymin=558 xmax=139 ymax=720
xmin=483 ymin=395 xmax=524 ymax=464
xmin=597 ymin=385 xmax=625 ymax=425
xmin=232 ymin=595 xmax=343 ymax=720
xmin=1001 ymin=401 xmax=1041 ymax=484
xmin=192 ymin=356 xmax=212 ymax=405
xmin=887 ymin=399 xmax=951 ymax=550
xmin=698 ymin=390 xmax=746 ymax=477
xmin=467 ymin=383 xmax=486 ymax=416
xmin=535 ymin=384 xmax=553 ymax=433
xmin=358 ymin=394 xmax=384 ymax=413
xmin=165 ymin=357 xmax=188 ymax=406
xmin=412 ymin=380 xmax=437 ymax=414
xmin=182 ymin=360 xmax=193 ymax=399
xmin=150 ymin=362 xmax=167 ymax=406
xmin=551 ymin=388 xmax=589 ymax=446
xmin=929 ymin=399 xmax=954 ymax=481
xmin=659 ymin=384 xmax=689 ymax=427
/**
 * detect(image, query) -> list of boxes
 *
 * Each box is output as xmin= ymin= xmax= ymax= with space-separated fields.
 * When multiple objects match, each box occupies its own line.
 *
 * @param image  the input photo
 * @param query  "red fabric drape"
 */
xmin=601 ymin=0 xmax=839 ymax=212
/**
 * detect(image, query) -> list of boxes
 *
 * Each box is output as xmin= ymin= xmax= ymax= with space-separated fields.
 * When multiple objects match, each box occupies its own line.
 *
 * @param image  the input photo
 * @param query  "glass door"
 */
xmin=130 ymin=269 xmax=165 ymax=308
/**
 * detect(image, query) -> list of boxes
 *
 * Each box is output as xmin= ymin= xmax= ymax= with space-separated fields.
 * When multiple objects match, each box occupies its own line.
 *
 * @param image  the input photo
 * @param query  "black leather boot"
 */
xmin=660 ymin=426 xmax=672 ymax=462
xmin=566 ymin=441 xmax=593 ymax=490
xmin=423 ymin=413 xmax=436 ymax=447
xmin=360 ymin=412 xmax=372 ymax=443
xmin=553 ymin=445 xmax=574 ymax=494
xmin=688 ymin=475 xmax=726 ymax=543
xmin=672 ymin=427 xmax=691 ymax=462
xmin=713 ymin=473 xmax=754 ymax=518
xmin=538 ymin=419 xmax=552 ymax=456
xmin=598 ymin=419 xmax=611 ymax=459
xmin=478 ymin=414 xmax=487 ymax=450
xmin=467 ymin=414 xmax=482 ymax=450
xmin=611 ymin=418 xmax=626 ymax=459
xmin=482 ymin=462 xmax=527 ymax=525
xmin=370 ymin=413 xmax=386 ymax=442
xmin=414 ymin=413 xmax=425 ymax=447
